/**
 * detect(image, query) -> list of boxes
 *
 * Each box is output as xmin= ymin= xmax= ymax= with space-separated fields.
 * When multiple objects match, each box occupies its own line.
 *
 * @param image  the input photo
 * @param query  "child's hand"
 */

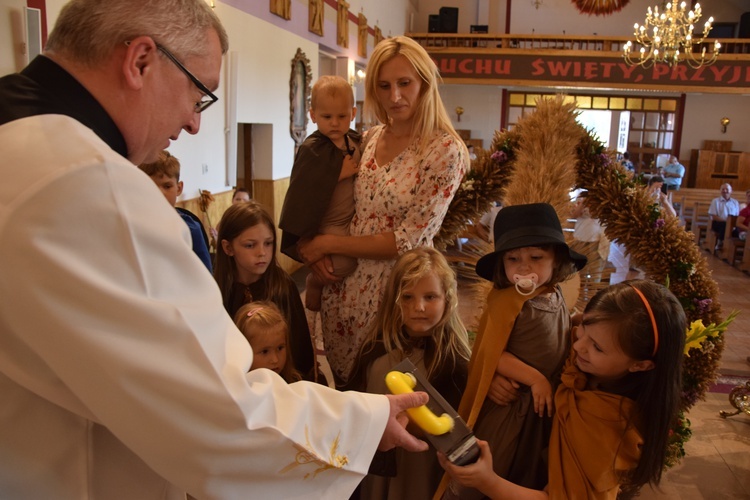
xmin=530 ymin=377 xmax=553 ymax=417
xmin=298 ymin=235 xmax=330 ymax=265
xmin=438 ymin=440 xmax=499 ymax=495
xmin=339 ymin=155 xmax=358 ymax=181
xmin=487 ymin=374 xmax=520 ymax=406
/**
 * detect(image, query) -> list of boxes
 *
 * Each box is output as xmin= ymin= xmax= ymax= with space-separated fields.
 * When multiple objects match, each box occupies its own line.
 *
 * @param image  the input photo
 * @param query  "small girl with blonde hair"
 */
xmin=234 ymin=301 xmax=301 ymax=383
xmin=346 ymin=247 xmax=471 ymax=499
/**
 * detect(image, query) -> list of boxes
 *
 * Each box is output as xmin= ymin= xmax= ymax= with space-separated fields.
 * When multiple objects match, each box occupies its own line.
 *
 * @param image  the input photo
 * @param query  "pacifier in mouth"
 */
xmin=513 ymin=273 xmax=539 ymax=296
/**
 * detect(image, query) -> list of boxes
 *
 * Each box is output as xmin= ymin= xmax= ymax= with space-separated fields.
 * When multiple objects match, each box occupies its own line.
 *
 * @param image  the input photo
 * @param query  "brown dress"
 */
xmin=359 ymin=350 xmax=441 ymax=500
xmin=318 ymin=144 xmax=360 ymax=278
xmin=547 ymin=350 xmax=642 ymax=499
xmin=350 ymin=342 xmax=467 ymax=500
xmin=447 ymin=288 xmax=570 ymax=499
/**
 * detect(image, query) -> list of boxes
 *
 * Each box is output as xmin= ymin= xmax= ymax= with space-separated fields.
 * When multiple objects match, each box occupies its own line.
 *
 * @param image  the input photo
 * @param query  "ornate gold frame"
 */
xmin=290 ymin=48 xmax=312 ymax=150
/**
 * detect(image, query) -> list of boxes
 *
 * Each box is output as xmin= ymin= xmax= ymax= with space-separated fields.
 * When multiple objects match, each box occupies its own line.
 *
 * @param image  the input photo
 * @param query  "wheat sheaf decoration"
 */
xmin=436 ymin=94 xmax=734 ymax=472
xmin=571 ymin=0 xmax=630 ymax=16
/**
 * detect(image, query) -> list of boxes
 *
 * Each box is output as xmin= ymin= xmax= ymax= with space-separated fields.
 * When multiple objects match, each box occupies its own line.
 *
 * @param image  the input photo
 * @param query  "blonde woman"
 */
xmin=298 ymin=36 xmax=468 ymax=387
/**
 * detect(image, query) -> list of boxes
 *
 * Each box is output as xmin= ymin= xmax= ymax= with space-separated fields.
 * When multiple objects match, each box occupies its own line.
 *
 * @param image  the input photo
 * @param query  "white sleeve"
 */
xmin=0 ymin=123 xmax=387 ymax=498
xmin=708 ymin=199 xmax=719 ymax=216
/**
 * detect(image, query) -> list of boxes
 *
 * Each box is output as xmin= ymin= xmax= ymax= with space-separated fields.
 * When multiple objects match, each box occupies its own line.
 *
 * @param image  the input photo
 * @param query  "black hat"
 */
xmin=475 ymin=203 xmax=587 ymax=281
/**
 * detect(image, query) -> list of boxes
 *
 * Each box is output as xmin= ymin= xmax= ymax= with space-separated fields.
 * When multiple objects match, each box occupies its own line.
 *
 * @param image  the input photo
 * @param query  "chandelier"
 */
xmin=623 ymin=2 xmax=721 ymax=69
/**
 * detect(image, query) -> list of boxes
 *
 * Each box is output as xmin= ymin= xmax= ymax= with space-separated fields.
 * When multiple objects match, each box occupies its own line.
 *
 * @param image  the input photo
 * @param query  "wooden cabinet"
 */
xmin=693 ymin=150 xmax=750 ymax=189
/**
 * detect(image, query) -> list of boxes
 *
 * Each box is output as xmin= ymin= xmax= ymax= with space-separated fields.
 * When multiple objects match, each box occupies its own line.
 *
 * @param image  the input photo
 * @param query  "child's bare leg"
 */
xmin=305 ymin=273 xmax=324 ymax=311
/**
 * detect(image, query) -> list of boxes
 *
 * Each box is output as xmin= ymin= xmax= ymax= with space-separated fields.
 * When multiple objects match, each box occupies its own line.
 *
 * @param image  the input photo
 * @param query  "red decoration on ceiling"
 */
xmin=571 ymin=0 xmax=630 ymax=16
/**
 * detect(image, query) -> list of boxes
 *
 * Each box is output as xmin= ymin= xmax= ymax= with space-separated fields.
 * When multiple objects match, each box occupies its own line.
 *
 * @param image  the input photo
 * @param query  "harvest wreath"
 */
xmin=435 ymin=95 xmax=735 ymax=470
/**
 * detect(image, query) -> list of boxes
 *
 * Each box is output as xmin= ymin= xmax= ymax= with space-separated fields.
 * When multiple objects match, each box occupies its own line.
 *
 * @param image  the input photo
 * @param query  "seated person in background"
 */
xmin=232 ymin=187 xmax=251 ymax=204
xmin=279 ymin=75 xmax=360 ymax=312
xmin=139 ymin=151 xmax=212 ymax=272
xmin=208 ymin=187 xmax=253 ymax=241
xmin=732 ymin=188 xmax=750 ymax=241
xmin=620 ymin=151 xmax=634 ymax=172
xmin=663 ymin=155 xmax=685 ymax=191
xmin=476 ymin=201 xmax=503 ymax=243
xmin=647 ymin=176 xmax=677 ymax=218
xmin=709 ymin=183 xmax=740 ymax=249
xmin=468 ymin=144 xmax=478 ymax=161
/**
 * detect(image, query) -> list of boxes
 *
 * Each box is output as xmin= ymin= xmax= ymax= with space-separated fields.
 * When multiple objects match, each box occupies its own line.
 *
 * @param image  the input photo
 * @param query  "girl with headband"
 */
xmin=439 ymin=279 xmax=686 ymax=499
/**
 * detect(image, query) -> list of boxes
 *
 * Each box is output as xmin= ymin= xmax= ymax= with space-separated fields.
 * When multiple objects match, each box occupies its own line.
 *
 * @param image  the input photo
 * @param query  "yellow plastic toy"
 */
xmin=385 ymin=370 xmax=454 ymax=436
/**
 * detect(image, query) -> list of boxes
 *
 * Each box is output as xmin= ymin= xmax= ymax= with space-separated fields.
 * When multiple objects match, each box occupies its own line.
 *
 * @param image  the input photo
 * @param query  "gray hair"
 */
xmin=46 ymin=0 xmax=228 ymax=66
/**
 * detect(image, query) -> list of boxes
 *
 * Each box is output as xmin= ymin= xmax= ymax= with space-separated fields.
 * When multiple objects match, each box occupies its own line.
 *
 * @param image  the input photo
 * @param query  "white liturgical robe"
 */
xmin=0 ymin=115 xmax=388 ymax=499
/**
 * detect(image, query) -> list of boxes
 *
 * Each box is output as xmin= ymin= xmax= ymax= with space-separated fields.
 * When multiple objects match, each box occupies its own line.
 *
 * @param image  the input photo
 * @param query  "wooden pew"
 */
xmin=675 ymin=188 xmax=716 ymax=231
xmin=715 ymin=215 xmax=738 ymax=259
xmin=701 ymin=212 xmax=739 ymax=255
xmin=738 ymin=237 xmax=750 ymax=273
xmin=719 ymin=215 xmax=745 ymax=266
xmin=690 ymin=201 xmax=712 ymax=247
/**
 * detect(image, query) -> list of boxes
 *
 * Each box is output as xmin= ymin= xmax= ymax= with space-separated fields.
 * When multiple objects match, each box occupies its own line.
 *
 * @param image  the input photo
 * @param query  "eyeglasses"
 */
xmin=155 ymin=43 xmax=218 ymax=113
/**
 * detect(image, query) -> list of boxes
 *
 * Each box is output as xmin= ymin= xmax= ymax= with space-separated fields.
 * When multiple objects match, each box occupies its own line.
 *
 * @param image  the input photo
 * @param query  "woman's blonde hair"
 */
xmin=234 ymin=301 xmax=301 ymax=383
xmin=365 ymin=247 xmax=470 ymax=380
xmin=364 ymin=36 xmax=467 ymax=157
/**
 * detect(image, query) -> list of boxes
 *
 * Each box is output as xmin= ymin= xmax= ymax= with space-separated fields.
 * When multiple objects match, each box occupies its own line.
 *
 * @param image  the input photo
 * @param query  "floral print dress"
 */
xmin=320 ymin=125 xmax=466 ymax=383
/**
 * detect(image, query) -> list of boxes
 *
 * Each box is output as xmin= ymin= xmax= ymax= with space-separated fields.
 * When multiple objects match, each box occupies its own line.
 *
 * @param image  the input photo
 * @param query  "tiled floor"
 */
xmin=299 ymin=249 xmax=750 ymax=498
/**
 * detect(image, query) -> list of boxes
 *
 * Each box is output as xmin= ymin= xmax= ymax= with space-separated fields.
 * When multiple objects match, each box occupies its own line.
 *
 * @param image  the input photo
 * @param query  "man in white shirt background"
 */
xmin=708 ymin=183 xmax=740 ymax=250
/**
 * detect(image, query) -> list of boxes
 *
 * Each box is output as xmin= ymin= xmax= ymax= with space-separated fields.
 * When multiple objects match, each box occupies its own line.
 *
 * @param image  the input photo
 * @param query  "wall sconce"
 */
xmin=455 ymin=106 xmax=464 ymax=122
xmin=205 ymin=0 xmax=215 ymax=7
xmin=721 ymin=117 xmax=730 ymax=133
xmin=349 ymin=69 xmax=366 ymax=85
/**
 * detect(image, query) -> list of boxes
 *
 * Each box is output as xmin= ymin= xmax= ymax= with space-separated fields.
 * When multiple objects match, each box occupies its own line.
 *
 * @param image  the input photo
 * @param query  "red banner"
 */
xmin=429 ymin=53 xmax=750 ymax=92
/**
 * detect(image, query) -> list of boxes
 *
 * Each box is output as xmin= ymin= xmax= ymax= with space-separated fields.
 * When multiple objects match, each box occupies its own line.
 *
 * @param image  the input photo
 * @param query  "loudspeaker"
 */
xmin=440 ymin=7 xmax=459 ymax=34
xmin=428 ymin=14 xmax=441 ymax=33
xmin=739 ymin=12 xmax=750 ymax=38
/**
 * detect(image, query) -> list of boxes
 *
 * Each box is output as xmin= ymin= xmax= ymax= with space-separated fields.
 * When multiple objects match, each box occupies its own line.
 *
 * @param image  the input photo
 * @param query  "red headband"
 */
xmin=629 ymin=285 xmax=659 ymax=357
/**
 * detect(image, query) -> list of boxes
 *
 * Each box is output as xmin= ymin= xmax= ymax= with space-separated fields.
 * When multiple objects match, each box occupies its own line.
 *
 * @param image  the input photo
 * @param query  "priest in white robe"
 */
xmin=0 ymin=1 xmax=427 ymax=498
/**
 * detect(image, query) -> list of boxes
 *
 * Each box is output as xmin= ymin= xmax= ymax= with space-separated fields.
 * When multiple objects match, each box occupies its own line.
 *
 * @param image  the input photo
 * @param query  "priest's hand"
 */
xmin=378 ymin=393 xmax=430 ymax=452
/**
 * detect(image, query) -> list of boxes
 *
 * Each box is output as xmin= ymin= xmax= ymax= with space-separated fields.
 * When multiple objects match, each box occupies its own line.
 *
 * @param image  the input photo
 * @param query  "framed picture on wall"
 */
xmin=309 ymin=0 xmax=323 ymax=36
xmin=290 ymin=48 xmax=312 ymax=151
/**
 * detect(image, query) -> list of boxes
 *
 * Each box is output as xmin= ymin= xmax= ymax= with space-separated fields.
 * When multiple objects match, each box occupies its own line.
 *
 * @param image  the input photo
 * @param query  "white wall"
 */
xmin=681 ymin=93 xmax=750 ymax=160
xmin=0 ymin=0 xmax=26 ymax=76
xmin=438 ymin=83 xmax=502 ymax=148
